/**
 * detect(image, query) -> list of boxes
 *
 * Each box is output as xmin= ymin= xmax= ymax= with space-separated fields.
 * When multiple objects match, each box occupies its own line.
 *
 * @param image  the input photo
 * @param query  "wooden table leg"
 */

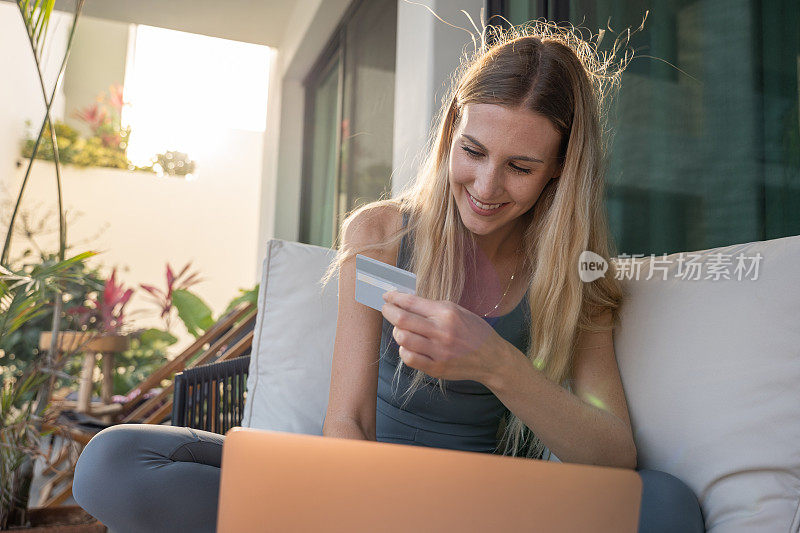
xmin=101 ymin=352 xmax=115 ymax=424
xmin=76 ymin=351 xmax=97 ymax=414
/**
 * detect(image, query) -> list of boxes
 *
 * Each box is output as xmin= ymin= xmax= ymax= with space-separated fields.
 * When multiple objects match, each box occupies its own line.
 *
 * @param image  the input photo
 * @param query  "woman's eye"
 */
xmin=461 ymin=146 xmax=531 ymax=175
xmin=461 ymin=146 xmax=482 ymax=158
xmin=509 ymin=163 xmax=532 ymax=174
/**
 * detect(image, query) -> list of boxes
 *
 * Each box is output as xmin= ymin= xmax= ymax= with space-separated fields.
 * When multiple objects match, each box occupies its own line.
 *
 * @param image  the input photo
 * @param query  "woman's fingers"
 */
xmin=381 ymin=301 xmax=437 ymax=339
xmin=398 ymin=346 xmax=434 ymax=372
xmin=392 ymin=326 xmax=435 ymax=357
xmin=382 ymin=290 xmax=440 ymax=318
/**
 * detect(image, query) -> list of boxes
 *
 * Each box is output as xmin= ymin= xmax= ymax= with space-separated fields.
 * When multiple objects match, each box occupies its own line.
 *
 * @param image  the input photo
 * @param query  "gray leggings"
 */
xmin=73 ymin=424 xmax=705 ymax=533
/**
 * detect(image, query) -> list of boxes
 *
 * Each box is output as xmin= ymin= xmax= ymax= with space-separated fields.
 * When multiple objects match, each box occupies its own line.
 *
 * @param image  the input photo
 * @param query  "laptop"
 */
xmin=217 ymin=427 xmax=641 ymax=532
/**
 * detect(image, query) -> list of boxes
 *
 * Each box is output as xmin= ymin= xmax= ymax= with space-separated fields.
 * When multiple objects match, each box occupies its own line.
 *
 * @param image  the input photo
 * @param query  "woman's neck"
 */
xmin=459 ymin=221 xmax=530 ymax=316
xmin=472 ymin=219 xmax=525 ymax=265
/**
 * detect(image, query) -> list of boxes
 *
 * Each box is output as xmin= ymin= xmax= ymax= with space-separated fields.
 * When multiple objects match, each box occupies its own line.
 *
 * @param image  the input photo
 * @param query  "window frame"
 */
xmin=299 ymin=26 xmax=346 ymax=246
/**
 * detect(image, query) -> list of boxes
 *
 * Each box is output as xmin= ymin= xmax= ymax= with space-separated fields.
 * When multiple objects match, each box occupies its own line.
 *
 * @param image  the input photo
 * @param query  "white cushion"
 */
xmin=241 ymin=239 xmax=339 ymax=435
xmin=614 ymin=235 xmax=800 ymax=532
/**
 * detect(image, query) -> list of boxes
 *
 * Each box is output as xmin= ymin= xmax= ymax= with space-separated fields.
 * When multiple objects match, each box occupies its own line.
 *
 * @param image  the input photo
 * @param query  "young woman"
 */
xmin=318 ymin=22 xmax=705 ymax=531
xmin=73 ymin=22 xmax=705 ymax=532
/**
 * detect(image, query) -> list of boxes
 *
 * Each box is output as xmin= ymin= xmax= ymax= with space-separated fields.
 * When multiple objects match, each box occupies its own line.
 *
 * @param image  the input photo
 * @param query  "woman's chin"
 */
xmin=461 ymin=216 xmax=498 ymax=236
xmin=459 ymin=205 xmax=510 ymax=235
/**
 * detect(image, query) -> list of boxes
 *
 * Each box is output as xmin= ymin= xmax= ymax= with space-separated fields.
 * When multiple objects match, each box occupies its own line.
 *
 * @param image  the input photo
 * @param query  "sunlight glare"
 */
xmin=121 ymin=24 xmax=273 ymax=169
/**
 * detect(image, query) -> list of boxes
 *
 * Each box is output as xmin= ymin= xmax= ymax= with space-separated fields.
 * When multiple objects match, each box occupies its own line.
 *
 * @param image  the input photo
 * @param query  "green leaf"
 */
xmin=139 ymin=328 xmax=178 ymax=346
xmin=18 ymin=0 xmax=55 ymax=58
xmin=172 ymin=289 xmax=214 ymax=338
xmin=0 ymin=252 xmax=97 ymax=349
xmin=222 ymin=284 xmax=259 ymax=315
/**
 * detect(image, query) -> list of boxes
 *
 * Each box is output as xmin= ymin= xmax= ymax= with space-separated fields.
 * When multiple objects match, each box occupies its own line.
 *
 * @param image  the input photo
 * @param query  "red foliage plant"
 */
xmin=139 ymin=262 xmax=203 ymax=331
xmin=66 ymin=267 xmax=134 ymax=334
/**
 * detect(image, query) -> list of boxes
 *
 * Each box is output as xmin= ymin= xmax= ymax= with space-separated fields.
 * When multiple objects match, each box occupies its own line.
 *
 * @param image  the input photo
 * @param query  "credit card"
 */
xmin=355 ymin=254 xmax=417 ymax=311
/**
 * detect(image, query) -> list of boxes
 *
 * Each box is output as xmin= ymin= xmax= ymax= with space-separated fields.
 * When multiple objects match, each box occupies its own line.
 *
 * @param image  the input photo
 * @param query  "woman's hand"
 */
xmin=380 ymin=290 xmax=510 ymax=383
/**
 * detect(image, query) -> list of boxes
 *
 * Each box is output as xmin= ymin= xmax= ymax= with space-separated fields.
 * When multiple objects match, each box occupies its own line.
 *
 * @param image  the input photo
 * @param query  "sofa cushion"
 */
xmin=241 ymin=239 xmax=339 ymax=435
xmin=614 ymin=234 xmax=800 ymax=532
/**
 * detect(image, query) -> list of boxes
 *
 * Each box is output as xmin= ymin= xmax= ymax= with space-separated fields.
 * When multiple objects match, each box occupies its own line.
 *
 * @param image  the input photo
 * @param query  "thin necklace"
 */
xmin=481 ymin=247 xmax=523 ymax=318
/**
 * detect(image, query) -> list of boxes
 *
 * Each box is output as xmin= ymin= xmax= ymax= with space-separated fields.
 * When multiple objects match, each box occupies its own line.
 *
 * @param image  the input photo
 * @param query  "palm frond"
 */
xmin=0 ymin=252 xmax=96 ymax=349
xmin=17 ymin=0 xmax=56 ymax=60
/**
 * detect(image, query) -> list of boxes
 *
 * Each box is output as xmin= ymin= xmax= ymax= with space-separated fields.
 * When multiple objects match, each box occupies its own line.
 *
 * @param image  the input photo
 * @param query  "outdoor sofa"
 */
xmin=176 ymin=233 xmax=800 ymax=532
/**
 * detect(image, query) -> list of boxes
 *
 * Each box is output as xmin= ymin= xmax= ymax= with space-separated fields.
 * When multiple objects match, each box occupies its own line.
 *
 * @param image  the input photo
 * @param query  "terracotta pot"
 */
xmin=7 ymin=506 xmax=106 ymax=532
xmin=38 ymin=332 xmax=129 ymax=353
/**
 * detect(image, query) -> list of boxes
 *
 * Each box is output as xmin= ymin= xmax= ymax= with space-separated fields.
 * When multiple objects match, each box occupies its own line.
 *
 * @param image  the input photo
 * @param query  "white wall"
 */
xmin=3 ymin=125 xmax=262 ymax=347
xmin=0 ymin=2 xmax=70 ymax=184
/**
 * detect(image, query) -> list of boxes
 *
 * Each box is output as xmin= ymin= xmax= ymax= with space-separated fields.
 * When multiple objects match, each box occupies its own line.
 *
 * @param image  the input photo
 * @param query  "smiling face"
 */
xmin=448 ymin=103 xmax=564 ymax=247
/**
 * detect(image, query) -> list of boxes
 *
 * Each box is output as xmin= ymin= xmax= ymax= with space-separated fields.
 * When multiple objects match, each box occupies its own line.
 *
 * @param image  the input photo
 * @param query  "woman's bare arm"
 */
xmin=484 ymin=309 xmax=636 ymax=468
xmin=323 ymin=206 xmax=401 ymax=441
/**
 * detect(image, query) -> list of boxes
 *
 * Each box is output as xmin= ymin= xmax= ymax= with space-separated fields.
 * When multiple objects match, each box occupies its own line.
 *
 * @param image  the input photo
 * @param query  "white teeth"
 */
xmin=469 ymin=192 xmax=502 ymax=210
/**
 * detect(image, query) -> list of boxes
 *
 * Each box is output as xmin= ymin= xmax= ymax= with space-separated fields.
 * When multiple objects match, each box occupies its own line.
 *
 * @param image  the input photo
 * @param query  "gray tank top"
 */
xmin=376 ymin=211 xmax=531 ymax=453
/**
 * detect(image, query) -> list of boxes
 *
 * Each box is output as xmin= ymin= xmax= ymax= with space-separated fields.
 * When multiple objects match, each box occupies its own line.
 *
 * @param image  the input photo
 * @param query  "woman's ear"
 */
xmin=551 ymin=161 xmax=564 ymax=181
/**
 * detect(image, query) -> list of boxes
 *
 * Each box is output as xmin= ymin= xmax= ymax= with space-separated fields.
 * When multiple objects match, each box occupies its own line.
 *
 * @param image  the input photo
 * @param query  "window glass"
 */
xmin=301 ymin=0 xmax=397 ymax=247
xmin=305 ymin=58 xmax=341 ymax=248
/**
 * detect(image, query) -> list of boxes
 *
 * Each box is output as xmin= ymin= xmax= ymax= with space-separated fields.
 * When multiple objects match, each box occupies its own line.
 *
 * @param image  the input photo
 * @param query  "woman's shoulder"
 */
xmin=342 ymin=202 xmax=405 ymax=264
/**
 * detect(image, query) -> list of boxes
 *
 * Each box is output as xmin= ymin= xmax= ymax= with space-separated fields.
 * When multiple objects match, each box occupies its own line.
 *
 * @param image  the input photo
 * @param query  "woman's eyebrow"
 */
xmin=461 ymin=134 xmax=544 ymax=163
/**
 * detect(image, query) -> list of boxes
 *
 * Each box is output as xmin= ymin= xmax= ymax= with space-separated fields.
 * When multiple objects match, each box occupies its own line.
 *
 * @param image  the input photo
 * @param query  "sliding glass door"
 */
xmin=300 ymin=0 xmax=397 ymax=248
xmin=302 ymin=54 xmax=342 ymax=249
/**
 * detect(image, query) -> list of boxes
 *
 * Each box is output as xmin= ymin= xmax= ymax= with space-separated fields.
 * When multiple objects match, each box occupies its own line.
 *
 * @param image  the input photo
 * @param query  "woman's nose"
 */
xmin=472 ymin=166 xmax=505 ymax=201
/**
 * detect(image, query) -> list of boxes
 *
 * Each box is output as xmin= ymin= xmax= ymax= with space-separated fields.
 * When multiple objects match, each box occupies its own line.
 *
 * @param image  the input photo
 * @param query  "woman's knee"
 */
xmin=637 ymin=469 xmax=705 ymax=533
xmin=73 ymin=424 xmax=222 ymax=533
xmin=74 ymin=425 xmax=143 ymax=510
xmin=73 ymin=424 xmax=190 ymax=513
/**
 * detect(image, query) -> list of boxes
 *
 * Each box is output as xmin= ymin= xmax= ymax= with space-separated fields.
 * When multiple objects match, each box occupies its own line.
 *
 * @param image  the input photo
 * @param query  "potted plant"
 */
xmin=21 ymin=84 xmax=137 ymax=172
xmin=1 ymin=257 xmax=105 ymax=531
xmin=0 ymin=1 xmax=106 ymax=529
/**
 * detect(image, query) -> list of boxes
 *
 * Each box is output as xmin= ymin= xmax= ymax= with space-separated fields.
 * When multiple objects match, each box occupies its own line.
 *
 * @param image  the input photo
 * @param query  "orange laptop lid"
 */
xmin=217 ymin=427 xmax=641 ymax=532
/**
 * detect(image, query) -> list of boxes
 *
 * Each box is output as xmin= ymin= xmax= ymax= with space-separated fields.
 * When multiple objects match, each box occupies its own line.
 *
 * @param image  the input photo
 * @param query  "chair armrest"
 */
xmin=172 ymin=355 xmax=250 ymax=434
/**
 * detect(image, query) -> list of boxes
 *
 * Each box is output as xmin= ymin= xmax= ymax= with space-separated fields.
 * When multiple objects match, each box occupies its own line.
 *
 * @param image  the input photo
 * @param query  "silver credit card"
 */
xmin=355 ymin=254 xmax=417 ymax=311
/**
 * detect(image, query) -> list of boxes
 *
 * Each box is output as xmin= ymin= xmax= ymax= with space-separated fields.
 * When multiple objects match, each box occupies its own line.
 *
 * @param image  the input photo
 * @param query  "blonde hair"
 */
xmin=321 ymin=18 xmax=640 ymax=459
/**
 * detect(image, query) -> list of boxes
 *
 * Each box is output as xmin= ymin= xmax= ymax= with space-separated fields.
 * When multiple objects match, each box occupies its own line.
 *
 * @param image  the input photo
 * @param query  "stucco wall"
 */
xmin=4 ymin=127 xmax=262 ymax=349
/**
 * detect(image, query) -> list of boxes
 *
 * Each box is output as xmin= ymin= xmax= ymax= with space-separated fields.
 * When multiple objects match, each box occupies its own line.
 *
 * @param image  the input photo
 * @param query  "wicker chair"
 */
xmin=36 ymin=304 xmax=256 ymax=508
xmin=171 ymin=355 xmax=250 ymax=434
